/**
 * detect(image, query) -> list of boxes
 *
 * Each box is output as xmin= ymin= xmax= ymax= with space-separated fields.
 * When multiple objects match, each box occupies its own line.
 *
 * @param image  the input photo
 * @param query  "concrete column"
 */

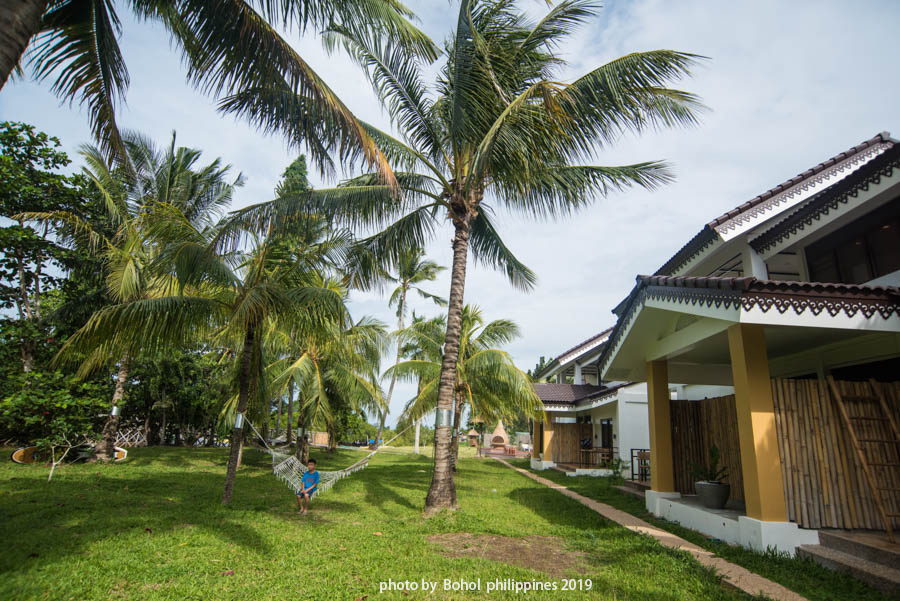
xmin=741 ymin=243 xmax=768 ymax=279
xmin=542 ymin=417 xmax=555 ymax=463
xmin=574 ymin=363 xmax=583 ymax=385
xmin=647 ymin=360 xmax=675 ymax=492
xmin=727 ymin=323 xmax=787 ymax=522
xmin=531 ymin=419 xmax=540 ymax=459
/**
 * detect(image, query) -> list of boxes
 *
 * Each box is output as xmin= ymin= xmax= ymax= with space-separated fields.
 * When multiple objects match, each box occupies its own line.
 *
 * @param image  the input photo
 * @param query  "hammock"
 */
xmin=244 ymin=419 xmax=412 ymax=496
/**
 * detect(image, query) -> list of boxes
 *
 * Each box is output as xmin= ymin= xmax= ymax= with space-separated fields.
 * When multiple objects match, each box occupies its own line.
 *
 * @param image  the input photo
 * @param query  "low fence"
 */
xmin=669 ymin=378 xmax=900 ymax=530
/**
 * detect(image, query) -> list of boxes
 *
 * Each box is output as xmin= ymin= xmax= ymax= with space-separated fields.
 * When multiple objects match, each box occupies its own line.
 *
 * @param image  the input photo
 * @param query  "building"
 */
xmin=595 ymin=132 xmax=900 ymax=556
xmin=530 ymin=330 xmax=650 ymax=477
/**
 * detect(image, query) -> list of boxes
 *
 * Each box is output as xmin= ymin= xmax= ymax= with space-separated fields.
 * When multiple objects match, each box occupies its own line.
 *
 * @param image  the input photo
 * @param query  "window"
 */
xmin=805 ymin=199 xmax=900 ymax=284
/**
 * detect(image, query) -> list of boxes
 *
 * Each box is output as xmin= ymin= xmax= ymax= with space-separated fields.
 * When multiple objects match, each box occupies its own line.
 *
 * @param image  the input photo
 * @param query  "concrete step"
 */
xmin=613 ymin=484 xmax=645 ymax=499
xmin=819 ymin=530 xmax=900 ymax=569
xmin=797 ymin=544 xmax=900 ymax=596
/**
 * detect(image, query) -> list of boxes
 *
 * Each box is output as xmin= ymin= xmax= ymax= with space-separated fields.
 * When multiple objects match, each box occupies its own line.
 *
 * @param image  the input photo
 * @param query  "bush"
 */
xmin=0 ymin=371 xmax=110 ymax=447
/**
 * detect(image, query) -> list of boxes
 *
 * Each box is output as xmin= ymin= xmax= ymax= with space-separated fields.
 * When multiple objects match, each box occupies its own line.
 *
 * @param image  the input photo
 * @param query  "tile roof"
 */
xmin=532 ymin=383 xmax=604 ymax=404
xmin=598 ymin=275 xmax=900 ymax=376
xmin=654 ymin=132 xmax=895 ymax=277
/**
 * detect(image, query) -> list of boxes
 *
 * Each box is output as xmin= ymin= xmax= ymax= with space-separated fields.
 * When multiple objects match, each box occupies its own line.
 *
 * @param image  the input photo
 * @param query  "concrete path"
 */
xmin=494 ymin=458 xmax=808 ymax=601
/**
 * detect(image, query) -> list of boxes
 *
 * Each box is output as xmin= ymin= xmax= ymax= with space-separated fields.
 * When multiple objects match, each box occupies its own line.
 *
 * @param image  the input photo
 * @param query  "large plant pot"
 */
xmin=695 ymin=481 xmax=730 ymax=509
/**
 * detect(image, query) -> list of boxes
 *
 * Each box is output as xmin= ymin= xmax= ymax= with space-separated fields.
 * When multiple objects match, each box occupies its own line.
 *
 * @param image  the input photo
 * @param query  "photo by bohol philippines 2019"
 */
xmin=1 ymin=1 xmax=898 ymax=600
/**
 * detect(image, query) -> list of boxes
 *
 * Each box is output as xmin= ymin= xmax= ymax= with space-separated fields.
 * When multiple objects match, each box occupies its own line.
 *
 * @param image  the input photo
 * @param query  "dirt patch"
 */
xmin=427 ymin=533 xmax=586 ymax=577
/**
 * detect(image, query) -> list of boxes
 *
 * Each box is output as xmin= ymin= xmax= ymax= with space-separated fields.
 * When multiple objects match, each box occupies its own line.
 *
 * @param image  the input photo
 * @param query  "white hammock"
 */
xmin=245 ymin=419 xmax=411 ymax=495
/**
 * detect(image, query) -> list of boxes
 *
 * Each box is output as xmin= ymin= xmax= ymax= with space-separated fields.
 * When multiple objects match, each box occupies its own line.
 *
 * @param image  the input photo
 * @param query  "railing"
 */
xmin=115 ymin=428 xmax=147 ymax=448
xmin=631 ymin=448 xmax=650 ymax=482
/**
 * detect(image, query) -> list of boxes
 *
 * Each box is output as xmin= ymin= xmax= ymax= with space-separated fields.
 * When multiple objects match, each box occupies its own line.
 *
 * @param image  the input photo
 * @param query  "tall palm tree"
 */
xmin=377 ymin=247 xmax=445 ymax=448
xmin=230 ymin=0 xmax=704 ymax=513
xmin=1 ymin=0 xmax=435 ymax=173
xmin=25 ymin=130 xmax=241 ymax=460
xmin=391 ymin=305 xmax=541 ymax=470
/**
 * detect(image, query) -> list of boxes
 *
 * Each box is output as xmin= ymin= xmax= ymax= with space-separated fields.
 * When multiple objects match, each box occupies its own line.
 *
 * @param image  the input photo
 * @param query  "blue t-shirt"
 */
xmin=301 ymin=470 xmax=319 ymax=494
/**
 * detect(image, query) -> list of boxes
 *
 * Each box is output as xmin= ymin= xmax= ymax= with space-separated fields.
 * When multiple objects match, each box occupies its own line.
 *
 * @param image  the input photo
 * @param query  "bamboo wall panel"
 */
xmin=772 ymin=378 xmax=900 ymax=530
xmin=670 ymin=396 xmax=744 ymax=501
xmin=550 ymin=423 xmax=592 ymax=464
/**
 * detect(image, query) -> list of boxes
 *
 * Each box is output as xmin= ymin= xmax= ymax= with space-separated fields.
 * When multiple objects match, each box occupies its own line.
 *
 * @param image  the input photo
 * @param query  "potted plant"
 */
xmin=691 ymin=445 xmax=730 ymax=509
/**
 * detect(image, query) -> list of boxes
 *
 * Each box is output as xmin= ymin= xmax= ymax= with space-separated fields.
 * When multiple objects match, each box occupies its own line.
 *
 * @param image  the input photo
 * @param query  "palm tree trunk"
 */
xmin=295 ymin=411 xmax=309 ymax=463
xmin=222 ymin=324 xmax=255 ymax=505
xmin=286 ymin=381 xmax=294 ymax=446
xmin=276 ymin=391 xmax=283 ymax=439
xmin=375 ymin=410 xmax=386 ymax=449
xmin=0 ymin=0 xmax=48 ymax=89
xmin=414 ymin=418 xmax=421 ymax=454
xmin=97 ymin=354 xmax=129 ymax=461
xmin=449 ymin=388 xmax=465 ymax=472
xmin=424 ymin=217 xmax=471 ymax=514
xmin=379 ymin=286 xmax=406 ymax=449
xmin=160 ymin=406 xmax=167 ymax=445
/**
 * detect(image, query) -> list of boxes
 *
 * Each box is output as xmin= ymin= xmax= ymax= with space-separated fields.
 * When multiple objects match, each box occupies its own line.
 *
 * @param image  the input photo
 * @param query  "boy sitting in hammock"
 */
xmin=296 ymin=458 xmax=319 ymax=515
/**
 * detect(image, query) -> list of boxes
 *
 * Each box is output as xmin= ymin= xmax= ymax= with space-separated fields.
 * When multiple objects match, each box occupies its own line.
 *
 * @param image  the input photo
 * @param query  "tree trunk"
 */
xmin=374 ymin=410 xmax=386 ymax=449
xmin=97 ymin=354 xmax=129 ymax=461
xmin=160 ymin=406 xmax=167 ymax=445
xmin=449 ymin=388 xmax=465 ymax=473
xmin=222 ymin=324 xmax=255 ymax=505
xmin=414 ymin=418 xmax=421 ymax=454
xmin=276 ymin=390 xmax=283 ymax=439
xmin=424 ymin=216 xmax=472 ymax=514
xmin=379 ymin=287 xmax=406 ymax=448
xmin=295 ymin=411 xmax=309 ymax=463
xmin=286 ymin=381 xmax=294 ymax=446
xmin=0 ymin=0 xmax=48 ymax=90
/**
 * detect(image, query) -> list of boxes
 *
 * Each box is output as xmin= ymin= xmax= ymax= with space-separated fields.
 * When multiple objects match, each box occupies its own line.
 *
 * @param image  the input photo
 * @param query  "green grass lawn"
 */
xmin=2 ymin=447 xmax=759 ymax=601
xmin=506 ymin=460 xmax=893 ymax=601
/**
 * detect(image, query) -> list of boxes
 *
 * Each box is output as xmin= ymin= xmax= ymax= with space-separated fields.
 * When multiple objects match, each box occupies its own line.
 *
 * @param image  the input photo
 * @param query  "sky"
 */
xmin=2 ymin=0 xmax=899 ymax=428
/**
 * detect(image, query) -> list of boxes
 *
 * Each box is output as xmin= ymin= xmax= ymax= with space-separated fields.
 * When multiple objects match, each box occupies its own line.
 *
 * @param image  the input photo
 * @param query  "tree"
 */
xmin=233 ymin=0 xmax=704 ymax=513
xmin=1 ymin=0 xmax=435 ymax=176
xmin=391 ymin=305 xmax=542 ymax=471
xmin=28 ymin=130 xmax=242 ymax=460
xmin=0 ymin=122 xmax=78 ymax=372
xmin=378 ymin=247 xmax=445 ymax=449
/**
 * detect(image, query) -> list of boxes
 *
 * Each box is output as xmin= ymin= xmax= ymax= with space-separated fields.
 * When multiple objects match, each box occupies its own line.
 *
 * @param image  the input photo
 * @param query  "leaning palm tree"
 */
xmin=391 ymin=305 xmax=542 ymax=471
xmin=1 ymin=0 xmax=435 ymax=174
xmin=375 ymin=247 xmax=445 ymax=448
xmin=24 ymin=130 xmax=241 ymax=460
xmin=229 ymin=0 xmax=704 ymax=513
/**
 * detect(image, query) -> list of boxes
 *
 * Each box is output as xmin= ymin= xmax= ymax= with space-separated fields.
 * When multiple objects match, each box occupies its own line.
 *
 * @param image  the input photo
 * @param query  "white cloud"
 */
xmin=2 ymin=0 xmax=898 ymax=426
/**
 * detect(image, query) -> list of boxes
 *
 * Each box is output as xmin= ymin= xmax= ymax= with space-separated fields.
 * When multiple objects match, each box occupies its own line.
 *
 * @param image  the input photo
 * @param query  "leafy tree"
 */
xmin=233 ymin=0 xmax=703 ymax=512
xmin=0 ymin=121 xmax=78 ymax=372
xmin=1 ymin=0 xmax=435 ymax=175
xmin=29 ymin=131 xmax=242 ymax=460
xmin=390 ymin=305 xmax=542 ymax=471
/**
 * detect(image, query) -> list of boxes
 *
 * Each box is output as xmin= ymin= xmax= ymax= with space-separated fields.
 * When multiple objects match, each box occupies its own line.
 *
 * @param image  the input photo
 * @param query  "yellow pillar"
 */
xmin=728 ymin=323 xmax=787 ymax=522
xmin=531 ymin=419 xmax=540 ymax=459
xmin=542 ymin=417 xmax=555 ymax=463
xmin=647 ymin=360 xmax=675 ymax=492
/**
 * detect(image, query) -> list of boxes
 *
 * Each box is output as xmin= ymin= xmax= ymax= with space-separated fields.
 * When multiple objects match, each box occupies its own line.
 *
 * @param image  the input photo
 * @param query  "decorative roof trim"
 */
xmin=712 ymin=141 xmax=892 ymax=236
xmin=599 ymin=276 xmax=900 ymax=377
xmin=750 ymin=145 xmax=900 ymax=254
xmin=535 ymin=327 xmax=613 ymax=379
xmin=653 ymin=132 xmax=894 ymax=277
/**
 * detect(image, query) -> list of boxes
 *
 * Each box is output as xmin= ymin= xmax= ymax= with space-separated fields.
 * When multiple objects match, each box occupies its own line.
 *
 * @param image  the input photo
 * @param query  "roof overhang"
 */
xmin=600 ymin=276 xmax=900 ymax=384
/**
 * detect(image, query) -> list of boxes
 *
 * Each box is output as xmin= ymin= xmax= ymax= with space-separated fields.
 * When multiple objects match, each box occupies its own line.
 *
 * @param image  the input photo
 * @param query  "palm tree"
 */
xmin=272 ymin=310 xmax=388 ymax=462
xmin=390 ymin=305 xmax=541 ymax=471
xmin=230 ymin=0 xmax=704 ymax=513
xmin=398 ymin=312 xmax=444 ymax=454
xmin=25 ymin=130 xmax=241 ymax=460
xmin=1 ymin=0 xmax=435 ymax=172
xmin=377 ymin=247 xmax=445 ymax=448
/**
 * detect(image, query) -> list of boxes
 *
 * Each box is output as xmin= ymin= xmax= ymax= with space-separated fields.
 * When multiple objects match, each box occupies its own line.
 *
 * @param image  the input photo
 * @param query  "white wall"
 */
xmin=675 ymin=384 xmax=735 ymax=400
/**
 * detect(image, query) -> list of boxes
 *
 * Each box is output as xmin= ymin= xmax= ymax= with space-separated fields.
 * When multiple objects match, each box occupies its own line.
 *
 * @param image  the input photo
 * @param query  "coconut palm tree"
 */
xmin=228 ymin=0 xmax=704 ymax=513
xmin=1 ymin=0 xmax=435 ymax=172
xmin=390 ymin=305 xmax=541 ymax=471
xmin=375 ymin=247 xmax=445 ymax=448
xmin=24 ymin=130 xmax=241 ymax=460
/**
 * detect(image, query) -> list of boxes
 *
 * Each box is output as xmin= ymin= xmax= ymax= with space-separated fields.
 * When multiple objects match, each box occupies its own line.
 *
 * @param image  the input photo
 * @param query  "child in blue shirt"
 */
xmin=296 ymin=458 xmax=319 ymax=515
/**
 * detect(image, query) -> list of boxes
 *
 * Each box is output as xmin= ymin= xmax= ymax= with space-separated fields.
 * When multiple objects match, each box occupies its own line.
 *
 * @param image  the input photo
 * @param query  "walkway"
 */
xmin=493 ymin=457 xmax=808 ymax=601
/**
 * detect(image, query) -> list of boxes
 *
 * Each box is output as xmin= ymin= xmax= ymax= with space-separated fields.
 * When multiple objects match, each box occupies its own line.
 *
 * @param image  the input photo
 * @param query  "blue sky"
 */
xmin=2 ymin=0 xmax=899 ymax=427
